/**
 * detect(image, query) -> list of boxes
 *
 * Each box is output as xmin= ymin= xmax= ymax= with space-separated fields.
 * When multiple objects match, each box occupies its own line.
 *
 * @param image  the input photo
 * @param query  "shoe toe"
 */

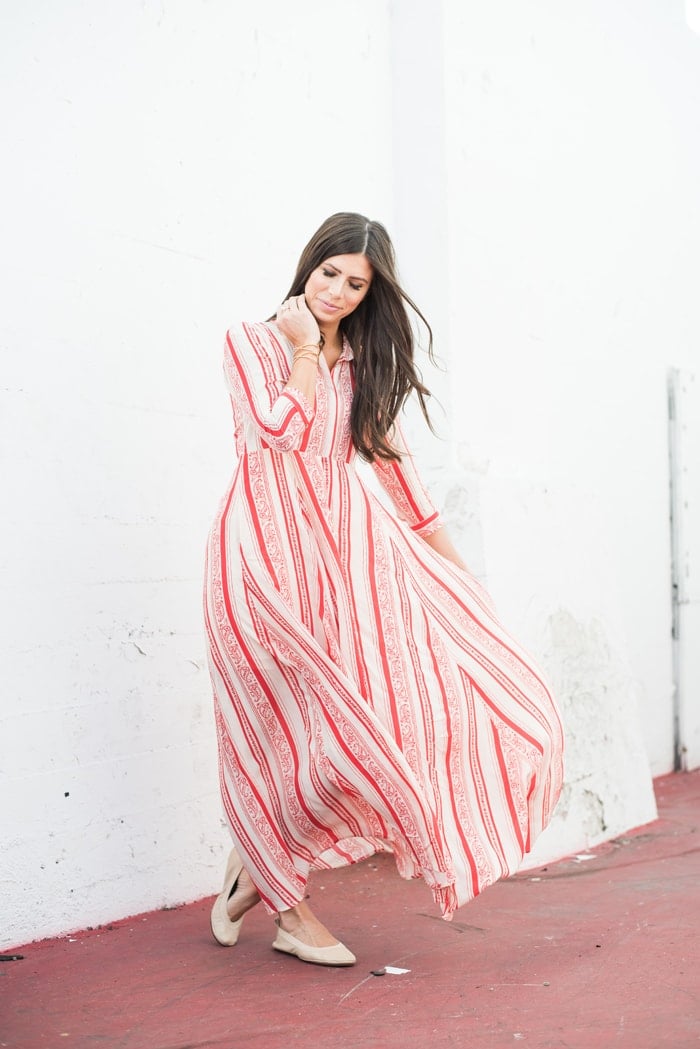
xmin=272 ymin=926 xmax=356 ymax=967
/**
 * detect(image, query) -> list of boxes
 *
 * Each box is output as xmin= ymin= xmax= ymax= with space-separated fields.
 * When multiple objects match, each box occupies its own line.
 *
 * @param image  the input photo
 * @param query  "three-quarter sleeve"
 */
xmin=224 ymin=321 xmax=315 ymax=452
xmin=370 ymin=419 xmax=443 ymax=537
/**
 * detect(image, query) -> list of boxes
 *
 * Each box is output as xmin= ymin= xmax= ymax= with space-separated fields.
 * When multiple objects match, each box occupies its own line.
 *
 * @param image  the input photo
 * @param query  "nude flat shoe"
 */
xmin=210 ymin=847 xmax=246 ymax=946
xmin=272 ymin=920 xmax=356 ymax=967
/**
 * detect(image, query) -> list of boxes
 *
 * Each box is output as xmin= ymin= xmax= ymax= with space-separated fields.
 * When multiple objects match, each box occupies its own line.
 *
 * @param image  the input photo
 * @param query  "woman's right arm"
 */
xmin=224 ymin=320 xmax=319 ymax=453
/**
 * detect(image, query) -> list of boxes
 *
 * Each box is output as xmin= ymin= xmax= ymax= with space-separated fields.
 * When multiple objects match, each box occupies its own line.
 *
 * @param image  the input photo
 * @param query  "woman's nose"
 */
xmin=328 ymin=276 xmax=344 ymax=298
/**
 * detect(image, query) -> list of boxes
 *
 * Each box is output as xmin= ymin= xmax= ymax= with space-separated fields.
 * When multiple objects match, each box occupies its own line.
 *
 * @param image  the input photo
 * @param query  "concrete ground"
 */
xmin=2 ymin=770 xmax=699 ymax=1049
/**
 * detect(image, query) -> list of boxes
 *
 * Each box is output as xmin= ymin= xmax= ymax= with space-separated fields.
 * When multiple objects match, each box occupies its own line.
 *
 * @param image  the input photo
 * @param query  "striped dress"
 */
xmin=204 ymin=321 xmax=563 ymax=919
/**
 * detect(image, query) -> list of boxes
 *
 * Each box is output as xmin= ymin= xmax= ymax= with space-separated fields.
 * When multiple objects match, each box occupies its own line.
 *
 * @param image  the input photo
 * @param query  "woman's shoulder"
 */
xmin=227 ymin=319 xmax=278 ymax=342
xmin=226 ymin=320 xmax=290 ymax=366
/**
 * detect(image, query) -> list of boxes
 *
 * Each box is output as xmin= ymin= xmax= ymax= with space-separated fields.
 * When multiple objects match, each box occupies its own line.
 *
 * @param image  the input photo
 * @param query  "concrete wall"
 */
xmin=3 ymin=0 xmax=699 ymax=947
xmin=393 ymin=0 xmax=700 ymax=860
xmin=1 ymin=0 xmax=394 ymax=948
xmin=440 ymin=0 xmax=700 ymax=859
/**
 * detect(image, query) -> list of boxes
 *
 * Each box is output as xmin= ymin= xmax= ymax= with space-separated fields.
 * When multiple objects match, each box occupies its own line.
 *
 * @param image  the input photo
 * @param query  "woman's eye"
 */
xmin=320 ymin=268 xmax=362 ymax=292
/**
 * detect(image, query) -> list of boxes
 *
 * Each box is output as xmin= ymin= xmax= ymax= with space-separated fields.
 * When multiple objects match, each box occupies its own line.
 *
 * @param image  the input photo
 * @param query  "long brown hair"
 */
xmin=280 ymin=212 xmax=435 ymax=461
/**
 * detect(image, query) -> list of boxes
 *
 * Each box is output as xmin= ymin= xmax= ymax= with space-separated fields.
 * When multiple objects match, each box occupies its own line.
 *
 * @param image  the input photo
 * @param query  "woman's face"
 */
xmin=304 ymin=253 xmax=373 ymax=327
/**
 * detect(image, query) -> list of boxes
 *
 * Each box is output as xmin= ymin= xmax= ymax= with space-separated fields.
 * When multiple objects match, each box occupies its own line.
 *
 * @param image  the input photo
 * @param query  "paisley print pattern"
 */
xmin=204 ymin=321 xmax=563 ymax=918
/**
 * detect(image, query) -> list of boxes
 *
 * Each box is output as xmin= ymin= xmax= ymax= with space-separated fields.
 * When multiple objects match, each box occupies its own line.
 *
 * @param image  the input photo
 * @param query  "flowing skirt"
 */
xmin=204 ymin=448 xmax=563 ymax=919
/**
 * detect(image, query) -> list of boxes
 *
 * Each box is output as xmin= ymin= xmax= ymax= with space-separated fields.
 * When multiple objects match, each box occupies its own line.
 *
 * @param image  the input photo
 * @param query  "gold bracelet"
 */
xmin=292 ymin=352 xmax=320 ymax=365
xmin=291 ymin=348 xmax=321 ymax=360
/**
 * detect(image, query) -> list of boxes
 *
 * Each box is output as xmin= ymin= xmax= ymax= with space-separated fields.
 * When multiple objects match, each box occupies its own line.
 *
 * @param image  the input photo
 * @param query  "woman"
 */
xmin=204 ymin=212 xmax=563 ymax=967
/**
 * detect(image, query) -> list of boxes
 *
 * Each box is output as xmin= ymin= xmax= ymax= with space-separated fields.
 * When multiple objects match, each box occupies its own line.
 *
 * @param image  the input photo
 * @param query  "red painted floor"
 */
xmin=2 ymin=771 xmax=699 ymax=1049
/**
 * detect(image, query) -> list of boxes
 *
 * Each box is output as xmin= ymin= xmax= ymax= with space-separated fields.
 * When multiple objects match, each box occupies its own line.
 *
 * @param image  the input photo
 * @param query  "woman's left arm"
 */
xmin=369 ymin=420 xmax=470 ymax=572
xmin=419 ymin=525 xmax=468 ymax=571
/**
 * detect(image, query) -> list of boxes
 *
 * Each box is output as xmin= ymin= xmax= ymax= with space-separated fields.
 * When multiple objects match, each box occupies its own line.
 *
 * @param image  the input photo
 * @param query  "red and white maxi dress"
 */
xmin=204 ymin=321 xmax=564 ymax=919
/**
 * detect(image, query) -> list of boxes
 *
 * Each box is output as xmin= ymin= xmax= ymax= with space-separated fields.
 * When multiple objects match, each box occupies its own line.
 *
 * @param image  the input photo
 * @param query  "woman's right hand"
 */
xmin=276 ymin=295 xmax=321 ymax=348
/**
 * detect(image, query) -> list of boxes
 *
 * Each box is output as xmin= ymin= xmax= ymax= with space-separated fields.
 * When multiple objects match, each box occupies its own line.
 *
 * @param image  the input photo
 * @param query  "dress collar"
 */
xmin=339 ymin=333 xmax=354 ymax=361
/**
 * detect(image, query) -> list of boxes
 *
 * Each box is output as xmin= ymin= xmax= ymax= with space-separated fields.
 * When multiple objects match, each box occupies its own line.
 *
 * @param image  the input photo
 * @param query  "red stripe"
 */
xmin=423 ymin=615 xmax=480 ymax=896
xmin=364 ymin=517 xmax=403 ymax=746
xmin=490 ymin=720 xmax=525 ymax=854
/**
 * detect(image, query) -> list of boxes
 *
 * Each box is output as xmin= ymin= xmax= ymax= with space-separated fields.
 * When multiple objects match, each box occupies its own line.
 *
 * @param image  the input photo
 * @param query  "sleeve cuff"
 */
xmin=281 ymin=386 xmax=314 ymax=425
xmin=412 ymin=512 xmax=443 ymax=538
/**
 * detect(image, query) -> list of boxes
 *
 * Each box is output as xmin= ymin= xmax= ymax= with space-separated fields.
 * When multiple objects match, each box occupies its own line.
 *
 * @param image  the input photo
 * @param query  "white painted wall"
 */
xmin=670 ymin=369 xmax=700 ymax=771
xmin=387 ymin=0 xmax=700 ymax=857
xmin=2 ymin=0 xmax=698 ymax=947
xmin=0 ymin=0 xmax=394 ymax=948
xmin=437 ymin=0 xmax=700 ymax=856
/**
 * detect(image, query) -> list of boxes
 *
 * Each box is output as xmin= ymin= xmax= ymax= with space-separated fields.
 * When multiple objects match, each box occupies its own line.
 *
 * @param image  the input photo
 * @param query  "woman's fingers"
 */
xmin=280 ymin=295 xmax=307 ymax=313
xmin=277 ymin=296 xmax=320 ymax=345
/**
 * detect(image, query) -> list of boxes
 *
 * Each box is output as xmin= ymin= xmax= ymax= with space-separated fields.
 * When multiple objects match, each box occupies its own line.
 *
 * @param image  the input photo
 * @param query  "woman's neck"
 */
xmin=320 ymin=323 xmax=342 ymax=355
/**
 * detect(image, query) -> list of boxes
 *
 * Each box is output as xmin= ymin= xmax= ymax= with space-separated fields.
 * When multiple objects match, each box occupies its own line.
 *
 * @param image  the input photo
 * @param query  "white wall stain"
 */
xmin=523 ymin=609 xmax=657 ymax=867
